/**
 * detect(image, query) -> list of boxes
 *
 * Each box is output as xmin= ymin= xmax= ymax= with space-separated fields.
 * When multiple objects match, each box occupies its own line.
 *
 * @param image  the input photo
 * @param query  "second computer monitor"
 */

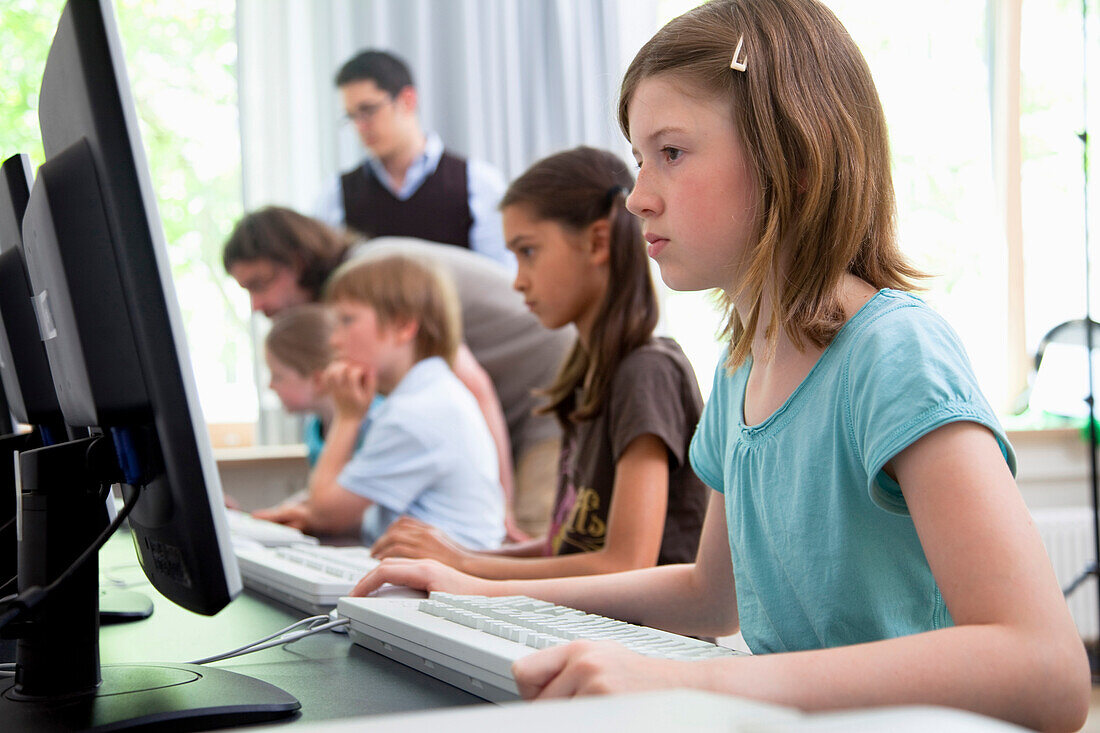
xmin=0 ymin=153 xmax=63 ymax=435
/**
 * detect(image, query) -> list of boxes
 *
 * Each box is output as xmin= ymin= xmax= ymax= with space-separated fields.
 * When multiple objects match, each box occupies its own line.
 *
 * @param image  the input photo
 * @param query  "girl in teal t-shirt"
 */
xmin=348 ymin=1 xmax=1089 ymax=728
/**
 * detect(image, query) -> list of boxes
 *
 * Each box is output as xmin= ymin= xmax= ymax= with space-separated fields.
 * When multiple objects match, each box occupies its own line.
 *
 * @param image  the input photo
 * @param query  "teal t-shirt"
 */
xmin=304 ymin=415 xmax=325 ymax=468
xmin=689 ymin=289 xmax=1016 ymax=654
xmin=302 ymin=399 xmax=379 ymax=468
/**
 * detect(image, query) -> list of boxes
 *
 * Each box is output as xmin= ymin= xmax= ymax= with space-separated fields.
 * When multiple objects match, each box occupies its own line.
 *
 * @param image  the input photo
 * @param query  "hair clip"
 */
xmin=729 ymin=34 xmax=747 ymax=72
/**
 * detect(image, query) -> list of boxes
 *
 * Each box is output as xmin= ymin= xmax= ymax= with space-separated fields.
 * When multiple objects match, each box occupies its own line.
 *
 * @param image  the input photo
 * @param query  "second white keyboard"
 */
xmin=235 ymin=544 xmax=380 ymax=614
xmin=225 ymin=507 xmax=319 ymax=547
xmin=338 ymin=592 xmax=742 ymax=702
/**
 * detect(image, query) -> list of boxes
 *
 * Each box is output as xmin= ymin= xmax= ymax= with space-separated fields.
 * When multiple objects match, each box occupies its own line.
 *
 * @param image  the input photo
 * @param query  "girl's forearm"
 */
xmin=669 ymin=624 xmax=1088 ymax=733
xmin=461 ymin=547 xmax=655 ymax=580
xmin=477 ymin=537 xmax=548 ymax=557
xmin=484 ymin=562 xmax=736 ymax=637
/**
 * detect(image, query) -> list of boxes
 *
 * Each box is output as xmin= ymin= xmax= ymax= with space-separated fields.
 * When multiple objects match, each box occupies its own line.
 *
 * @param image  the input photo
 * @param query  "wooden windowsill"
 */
xmin=1006 ymin=426 xmax=1080 ymax=440
xmin=213 ymin=444 xmax=307 ymax=464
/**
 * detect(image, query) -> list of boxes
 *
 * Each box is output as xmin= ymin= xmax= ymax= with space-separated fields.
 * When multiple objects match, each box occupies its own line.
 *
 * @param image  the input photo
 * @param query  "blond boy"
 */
xmin=256 ymin=253 xmax=505 ymax=549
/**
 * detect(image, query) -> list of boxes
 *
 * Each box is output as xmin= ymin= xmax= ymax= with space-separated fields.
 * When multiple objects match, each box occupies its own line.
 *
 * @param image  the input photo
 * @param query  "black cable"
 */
xmin=1066 ymin=560 xmax=1099 ymax=596
xmin=0 ymin=515 xmax=15 ymax=598
xmin=40 ymin=483 xmax=142 ymax=599
xmin=0 ymin=483 xmax=143 ymax=631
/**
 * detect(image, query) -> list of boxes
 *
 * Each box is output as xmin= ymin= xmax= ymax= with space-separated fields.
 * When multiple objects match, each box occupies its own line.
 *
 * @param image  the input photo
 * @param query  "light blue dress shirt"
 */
xmin=336 ymin=356 xmax=505 ymax=551
xmin=689 ymin=289 xmax=1015 ymax=655
xmin=316 ymin=132 xmax=513 ymax=269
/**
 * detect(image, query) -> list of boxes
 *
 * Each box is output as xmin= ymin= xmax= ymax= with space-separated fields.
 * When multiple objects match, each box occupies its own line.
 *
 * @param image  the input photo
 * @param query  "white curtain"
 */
xmin=236 ymin=0 xmax=659 ymax=213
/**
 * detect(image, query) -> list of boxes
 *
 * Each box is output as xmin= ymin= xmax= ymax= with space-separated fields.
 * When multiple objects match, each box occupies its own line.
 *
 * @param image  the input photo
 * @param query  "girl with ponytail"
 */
xmin=369 ymin=146 xmax=708 ymax=579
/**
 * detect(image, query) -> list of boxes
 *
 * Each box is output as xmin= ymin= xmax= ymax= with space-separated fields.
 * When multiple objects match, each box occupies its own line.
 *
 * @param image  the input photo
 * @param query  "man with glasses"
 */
xmin=316 ymin=50 xmax=511 ymax=267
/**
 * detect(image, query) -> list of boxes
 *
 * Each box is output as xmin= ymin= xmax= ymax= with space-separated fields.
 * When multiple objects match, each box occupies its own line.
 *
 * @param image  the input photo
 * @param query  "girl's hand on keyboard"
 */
xmin=370 ymin=517 xmax=469 ymax=567
xmin=349 ymin=558 xmax=493 ymax=598
xmin=513 ymin=639 xmax=682 ymax=700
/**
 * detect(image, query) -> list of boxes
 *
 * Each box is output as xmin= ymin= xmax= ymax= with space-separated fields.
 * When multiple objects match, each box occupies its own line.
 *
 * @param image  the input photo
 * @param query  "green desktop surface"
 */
xmin=4 ymin=528 xmax=1033 ymax=733
xmin=94 ymin=529 xmax=483 ymax=727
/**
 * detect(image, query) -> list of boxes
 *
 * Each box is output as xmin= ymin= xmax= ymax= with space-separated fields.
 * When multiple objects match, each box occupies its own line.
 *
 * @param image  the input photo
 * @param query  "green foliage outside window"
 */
xmin=1 ymin=0 xmax=254 ymax=422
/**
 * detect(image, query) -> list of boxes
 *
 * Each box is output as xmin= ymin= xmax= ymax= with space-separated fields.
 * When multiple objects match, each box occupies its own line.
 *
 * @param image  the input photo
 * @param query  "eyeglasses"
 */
xmin=344 ymin=97 xmax=394 ymax=124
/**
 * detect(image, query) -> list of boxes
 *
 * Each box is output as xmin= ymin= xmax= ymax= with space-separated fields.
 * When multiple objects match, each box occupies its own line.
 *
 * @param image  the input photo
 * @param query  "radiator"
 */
xmin=1033 ymin=506 xmax=1097 ymax=641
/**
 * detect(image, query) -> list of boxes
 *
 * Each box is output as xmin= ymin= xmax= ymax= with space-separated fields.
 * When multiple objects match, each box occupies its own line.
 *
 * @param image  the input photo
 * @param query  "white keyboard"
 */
xmin=338 ymin=592 xmax=743 ymax=703
xmin=235 ymin=544 xmax=379 ymax=614
xmin=225 ymin=507 xmax=319 ymax=547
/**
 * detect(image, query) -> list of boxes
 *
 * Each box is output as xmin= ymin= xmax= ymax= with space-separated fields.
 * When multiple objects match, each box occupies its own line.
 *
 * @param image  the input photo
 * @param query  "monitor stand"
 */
xmin=0 ymin=437 xmax=300 ymax=731
xmin=2 ymin=432 xmax=153 ymax=628
xmin=1 ymin=432 xmax=32 ymax=592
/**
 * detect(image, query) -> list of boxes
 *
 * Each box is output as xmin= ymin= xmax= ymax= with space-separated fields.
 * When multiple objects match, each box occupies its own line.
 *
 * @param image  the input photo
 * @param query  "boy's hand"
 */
xmin=253 ymin=502 xmax=316 ymax=533
xmin=370 ymin=516 xmax=470 ymax=569
xmin=323 ymin=360 xmax=376 ymax=420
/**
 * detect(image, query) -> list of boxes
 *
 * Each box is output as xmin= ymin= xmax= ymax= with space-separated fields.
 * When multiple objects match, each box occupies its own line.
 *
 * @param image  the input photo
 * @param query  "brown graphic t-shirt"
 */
xmin=545 ymin=338 xmax=708 ymax=565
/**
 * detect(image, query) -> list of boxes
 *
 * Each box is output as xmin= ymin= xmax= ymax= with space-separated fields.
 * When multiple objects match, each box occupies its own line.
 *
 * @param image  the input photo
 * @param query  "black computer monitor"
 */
xmin=0 ymin=154 xmax=55 ymax=440
xmin=0 ymin=152 xmax=155 ymax=627
xmin=0 ymin=1 xmax=298 ymax=728
xmin=0 ymin=154 xmax=68 ymax=441
xmin=0 ymin=383 xmax=13 ymax=438
xmin=0 ymin=153 xmax=63 ymax=615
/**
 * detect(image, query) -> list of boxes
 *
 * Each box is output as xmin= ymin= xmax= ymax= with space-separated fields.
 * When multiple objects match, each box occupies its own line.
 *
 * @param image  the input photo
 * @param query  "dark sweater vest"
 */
xmin=341 ymin=151 xmax=472 ymax=249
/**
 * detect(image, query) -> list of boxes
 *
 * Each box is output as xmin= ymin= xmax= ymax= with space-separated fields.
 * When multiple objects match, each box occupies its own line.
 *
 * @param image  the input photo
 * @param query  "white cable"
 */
xmin=186 ymin=614 xmax=327 ymax=664
xmin=100 ymin=563 xmax=146 ymax=589
xmin=193 ymin=618 xmax=351 ymax=663
xmin=185 ymin=615 xmax=348 ymax=665
xmin=0 ymin=615 xmax=351 ymax=675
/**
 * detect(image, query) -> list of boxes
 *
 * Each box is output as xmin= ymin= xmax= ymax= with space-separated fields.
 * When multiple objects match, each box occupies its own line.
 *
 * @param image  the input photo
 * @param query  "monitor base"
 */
xmin=98 ymin=590 xmax=153 ymax=625
xmin=1 ymin=663 xmax=300 ymax=732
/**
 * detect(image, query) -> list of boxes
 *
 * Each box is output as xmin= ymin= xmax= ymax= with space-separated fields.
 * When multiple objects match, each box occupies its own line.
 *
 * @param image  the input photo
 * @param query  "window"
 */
xmin=1016 ymin=0 xmax=1098 ymax=425
xmin=832 ymin=1 xmax=1008 ymax=407
xmin=2 ymin=0 xmax=254 ymax=443
xmin=653 ymin=1 xmax=1046 ymax=418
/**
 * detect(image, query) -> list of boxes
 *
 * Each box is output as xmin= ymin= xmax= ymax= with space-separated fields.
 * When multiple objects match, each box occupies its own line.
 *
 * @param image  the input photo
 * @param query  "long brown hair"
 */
xmin=222 ymin=206 xmax=357 ymax=301
xmin=501 ymin=147 xmax=658 ymax=424
xmin=618 ymin=0 xmax=924 ymax=369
